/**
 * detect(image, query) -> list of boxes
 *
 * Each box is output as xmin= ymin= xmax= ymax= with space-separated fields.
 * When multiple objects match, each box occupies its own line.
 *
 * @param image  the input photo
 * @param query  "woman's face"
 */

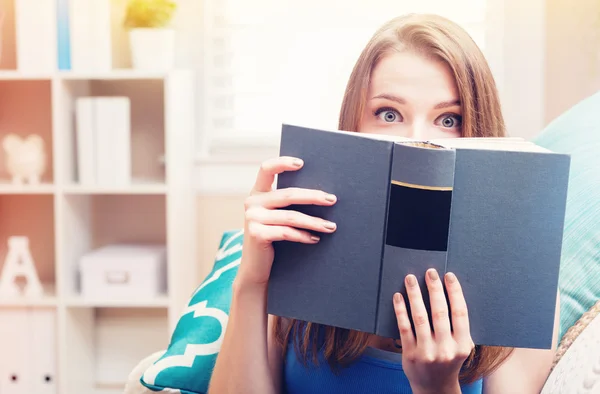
xmin=359 ymin=51 xmax=462 ymax=140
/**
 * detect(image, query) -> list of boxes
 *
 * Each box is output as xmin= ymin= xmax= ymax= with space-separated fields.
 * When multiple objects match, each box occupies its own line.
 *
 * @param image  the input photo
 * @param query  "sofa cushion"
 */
xmin=533 ymin=91 xmax=600 ymax=341
xmin=140 ymin=229 xmax=243 ymax=394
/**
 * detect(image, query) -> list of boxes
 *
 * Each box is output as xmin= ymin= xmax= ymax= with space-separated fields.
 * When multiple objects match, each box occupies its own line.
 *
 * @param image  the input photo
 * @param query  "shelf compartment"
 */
xmin=63 ymin=307 xmax=170 ymax=393
xmin=56 ymin=78 xmax=166 ymax=187
xmin=0 ymin=195 xmax=56 ymax=302
xmin=60 ymin=194 xmax=167 ymax=300
xmin=0 ymin=80 xmax=54 ymax=184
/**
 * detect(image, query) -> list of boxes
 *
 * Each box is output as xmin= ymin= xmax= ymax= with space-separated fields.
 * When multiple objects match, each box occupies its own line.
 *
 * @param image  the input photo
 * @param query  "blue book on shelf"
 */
xmin=56 ymin=0 xmax=71 ymax=70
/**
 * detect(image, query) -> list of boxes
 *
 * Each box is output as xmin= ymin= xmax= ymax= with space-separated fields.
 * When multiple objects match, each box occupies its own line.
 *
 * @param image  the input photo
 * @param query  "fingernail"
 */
xmin=427 ymin=269 xmax=439 ymax=281
xmin=323 ymin=221 xmax=336 ymax=230
xmin=292 ymin=159 xmax=304 ymax=167
xmin=393 ymin=292 xmax=401 ymax=304
xmin=406 ymin=275 xmax=417 ymax=287
xmin=325 ymin=194 xmax=337 ymax=202
xmin=310 ymin=235 xmax=320 ymax=242
xmin=446 ymin=272 xmax=457 ymax=283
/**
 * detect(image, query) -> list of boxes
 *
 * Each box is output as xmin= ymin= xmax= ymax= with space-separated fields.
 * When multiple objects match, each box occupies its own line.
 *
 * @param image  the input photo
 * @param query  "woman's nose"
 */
xmin=405 ymin=122 xmax=427 ymax=140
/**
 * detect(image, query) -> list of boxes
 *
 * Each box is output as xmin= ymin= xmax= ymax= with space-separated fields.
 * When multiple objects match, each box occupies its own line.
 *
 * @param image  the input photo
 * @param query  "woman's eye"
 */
xmin=437 ymin=114 xmax=462 ymax=128
xmin=375 ymin=108 xmax=402 ymax=123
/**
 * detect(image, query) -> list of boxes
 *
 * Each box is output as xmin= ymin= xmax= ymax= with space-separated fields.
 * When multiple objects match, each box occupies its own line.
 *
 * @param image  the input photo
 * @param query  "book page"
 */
xmin=428 ymin=137 xmax=552 ymax=153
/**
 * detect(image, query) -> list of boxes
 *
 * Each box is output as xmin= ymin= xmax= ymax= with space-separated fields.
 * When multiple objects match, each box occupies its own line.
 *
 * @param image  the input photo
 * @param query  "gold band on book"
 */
xmin=391 ymin=180 xmax=453 ymax=191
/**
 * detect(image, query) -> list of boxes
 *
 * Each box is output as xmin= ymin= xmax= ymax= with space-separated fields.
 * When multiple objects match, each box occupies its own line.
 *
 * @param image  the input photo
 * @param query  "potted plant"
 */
xmin=123 ymin=0 xmax=177 ymax=71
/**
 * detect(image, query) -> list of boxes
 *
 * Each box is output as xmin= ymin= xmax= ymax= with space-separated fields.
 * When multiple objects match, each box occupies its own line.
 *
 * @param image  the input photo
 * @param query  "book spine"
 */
xmin=56 ymin=0 xmax=71 ymax=70
xmin=373 ymin=147 xmax=394 ymax=340
xmin=94 ymin=97 xmax=131 ymax=187
xmin=375 ymin=143 xmax=456 ymax=338
xmin=90 ymin=0 xmax=112 ymax=71
xmin=75 ymin=98 xmax=96 ymax=185
xmin=15 ymin=0 xmax=57 ymax=73
xmin=69 ymin=0 xmax=92 ymax=71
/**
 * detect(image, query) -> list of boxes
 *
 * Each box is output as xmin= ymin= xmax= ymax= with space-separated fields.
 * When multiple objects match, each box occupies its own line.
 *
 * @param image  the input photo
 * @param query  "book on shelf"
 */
xmin=68 ymin=0 xmax=112 ymax=72
xmin=266 ymin=123 xmax=571 ymax=350
xmin=14 ymin=0 xmax=56 ymax=73
xmin=76 ymin=97 xmax=131 ymax=187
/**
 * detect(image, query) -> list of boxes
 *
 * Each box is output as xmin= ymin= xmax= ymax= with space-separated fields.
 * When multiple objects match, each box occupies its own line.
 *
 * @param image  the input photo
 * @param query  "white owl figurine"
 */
xmin=2 ymin=134 xmax=47 ymax=185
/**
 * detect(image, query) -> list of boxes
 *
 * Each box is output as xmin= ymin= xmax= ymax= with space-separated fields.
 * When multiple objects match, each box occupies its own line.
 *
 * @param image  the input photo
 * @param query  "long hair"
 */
xmin=273 ymin=14 xmax=513 ymax=384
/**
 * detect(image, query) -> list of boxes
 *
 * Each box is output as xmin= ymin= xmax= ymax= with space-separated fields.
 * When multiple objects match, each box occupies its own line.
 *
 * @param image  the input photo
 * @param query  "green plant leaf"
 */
xmin=123 ymin=0 xmax=177 ymax=29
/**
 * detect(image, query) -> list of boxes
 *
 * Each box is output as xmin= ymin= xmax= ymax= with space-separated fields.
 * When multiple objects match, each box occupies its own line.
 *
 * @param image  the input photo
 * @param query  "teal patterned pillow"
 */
xmin=140 ymin=229 xmax=244 ymax=394
xmin=533 ymin=91 xmax=600 ymax=341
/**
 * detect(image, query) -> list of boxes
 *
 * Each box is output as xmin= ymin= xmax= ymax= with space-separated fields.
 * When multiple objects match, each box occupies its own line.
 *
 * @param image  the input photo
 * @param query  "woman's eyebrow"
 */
xmin=371 ymin=94 xmax=460 ymax=110
xmin=434 ymin=99 xmax=461 ymax=109
xmin=371 ymin=93 xmax=406 ymax=104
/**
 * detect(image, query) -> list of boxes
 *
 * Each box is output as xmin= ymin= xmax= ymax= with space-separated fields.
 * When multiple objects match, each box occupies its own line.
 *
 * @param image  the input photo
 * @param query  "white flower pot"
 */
xmin=129 ymin=28 xmax=176 ymax=71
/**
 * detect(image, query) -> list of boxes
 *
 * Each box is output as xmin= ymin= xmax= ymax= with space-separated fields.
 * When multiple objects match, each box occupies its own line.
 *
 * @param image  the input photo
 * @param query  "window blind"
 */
xmin=201 ymin=0 xmax=488 ymax=152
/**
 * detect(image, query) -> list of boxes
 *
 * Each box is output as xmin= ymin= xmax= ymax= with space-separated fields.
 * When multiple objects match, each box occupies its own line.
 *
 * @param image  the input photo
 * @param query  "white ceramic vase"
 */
xmin=129 ymin=28 xmax=176 ymax=71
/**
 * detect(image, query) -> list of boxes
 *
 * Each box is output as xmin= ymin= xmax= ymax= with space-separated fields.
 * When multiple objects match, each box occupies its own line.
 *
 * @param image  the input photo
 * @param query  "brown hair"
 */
xmin=273 ymin=13 xmax=512 ymax=384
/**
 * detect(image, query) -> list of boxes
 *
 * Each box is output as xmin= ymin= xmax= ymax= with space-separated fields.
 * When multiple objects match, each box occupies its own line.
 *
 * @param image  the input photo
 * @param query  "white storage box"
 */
xmin=79 ymin=244 xmax=167 ymax=300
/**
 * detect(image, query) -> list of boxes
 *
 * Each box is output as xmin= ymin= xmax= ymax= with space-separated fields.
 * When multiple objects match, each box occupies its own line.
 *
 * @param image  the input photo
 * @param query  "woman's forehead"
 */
xmin=369 ymin=51 xmax=460 ymax=104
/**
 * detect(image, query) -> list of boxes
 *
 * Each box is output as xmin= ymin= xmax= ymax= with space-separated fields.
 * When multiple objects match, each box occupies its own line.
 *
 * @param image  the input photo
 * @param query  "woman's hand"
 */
xmin=236 ymin=156 xmax=338 ymax=287
xmin=393 ymin=269 xmax=475 ymax=394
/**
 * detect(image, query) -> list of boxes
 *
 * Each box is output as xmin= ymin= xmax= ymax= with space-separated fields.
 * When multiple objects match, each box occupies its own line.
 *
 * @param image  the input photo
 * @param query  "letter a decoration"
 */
xmin=0 ymin=236 xmax=43 ymax=297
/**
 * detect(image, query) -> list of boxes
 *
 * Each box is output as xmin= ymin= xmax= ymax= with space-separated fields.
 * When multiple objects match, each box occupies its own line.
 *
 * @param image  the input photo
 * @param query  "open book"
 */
xmin=267 ymin=123 xmax=570 ymax=349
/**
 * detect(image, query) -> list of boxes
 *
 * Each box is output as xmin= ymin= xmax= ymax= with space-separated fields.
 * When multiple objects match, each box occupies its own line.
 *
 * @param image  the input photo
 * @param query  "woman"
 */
xmin=209 ymin=13 xmax=560 ymax=394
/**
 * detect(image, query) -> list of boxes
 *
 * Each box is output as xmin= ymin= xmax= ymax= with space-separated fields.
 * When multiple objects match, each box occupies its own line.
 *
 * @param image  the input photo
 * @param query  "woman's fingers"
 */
xmin=425 ymin=268 xmax=452 ymax=341
xmin=405 ymin=274 xmax=432 ymax=343
xmin=444 ymin=272 xmax=472 ymax=346
xmin=252 ymin=156 xmax=304 ymax=193
xmin=246 ymin=207 xmax=337 ymax=234
xmin=246 ymin=187 xmax=337 ymax=210
xmin=247 ymin=221 xmax=321 ymax=245
xmin=393 ymin=292 xmax=416 ymax=351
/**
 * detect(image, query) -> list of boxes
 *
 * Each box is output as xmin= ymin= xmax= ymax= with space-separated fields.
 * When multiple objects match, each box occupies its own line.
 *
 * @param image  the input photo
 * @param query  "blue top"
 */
xmin=283 ymin=345 xmax=483 ymax=394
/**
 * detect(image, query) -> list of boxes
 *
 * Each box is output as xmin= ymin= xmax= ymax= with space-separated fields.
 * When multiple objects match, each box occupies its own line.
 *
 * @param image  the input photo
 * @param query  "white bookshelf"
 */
xmin=0 ymin=2 xmax=198 ymax=393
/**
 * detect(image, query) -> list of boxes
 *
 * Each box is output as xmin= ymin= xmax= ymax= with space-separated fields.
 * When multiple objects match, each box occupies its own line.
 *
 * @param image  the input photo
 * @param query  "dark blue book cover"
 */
xmin=267 ymin=124 xmax=570 ymax=349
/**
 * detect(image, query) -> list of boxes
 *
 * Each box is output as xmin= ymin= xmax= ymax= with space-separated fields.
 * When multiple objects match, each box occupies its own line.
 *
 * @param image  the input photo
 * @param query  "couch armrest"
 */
xmin=123 ymin=350 xmax=166 ymax=394
xmin=541 ymin=300 xmax=600 ymax=393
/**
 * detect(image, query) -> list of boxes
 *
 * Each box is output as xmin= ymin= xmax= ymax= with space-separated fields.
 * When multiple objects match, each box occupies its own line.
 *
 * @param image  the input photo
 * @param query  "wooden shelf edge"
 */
xmin=64 ymin=296 xmax=170 ymax=308
xmin=61 ymin=183 xmax=167 ymax=195
xmin=0 ymin=183 xmax=55 ymax=194
xmin=0 ymin=284 xmax=58 ymax=307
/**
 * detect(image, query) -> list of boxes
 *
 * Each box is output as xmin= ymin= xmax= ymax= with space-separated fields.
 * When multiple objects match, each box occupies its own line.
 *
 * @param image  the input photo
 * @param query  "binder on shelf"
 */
xmin=15 ymin=0 xmax=57 ymax=72
xmin=29 ymin=308 xmax=57 ymax=394
xmin=75 ymin=97 xmax=131 ymax=187
xmin=69 ymin=0 xmax=112 ymax=72
xmin=75 ymin=98 xmax=96 ymax=185
xmin=0 ymin=309 xmax=31 ymax=393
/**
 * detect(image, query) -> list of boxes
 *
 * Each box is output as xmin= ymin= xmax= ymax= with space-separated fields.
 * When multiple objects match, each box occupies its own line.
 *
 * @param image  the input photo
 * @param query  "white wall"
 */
xmin=545 ymin=0 xmax=600 ymax=124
